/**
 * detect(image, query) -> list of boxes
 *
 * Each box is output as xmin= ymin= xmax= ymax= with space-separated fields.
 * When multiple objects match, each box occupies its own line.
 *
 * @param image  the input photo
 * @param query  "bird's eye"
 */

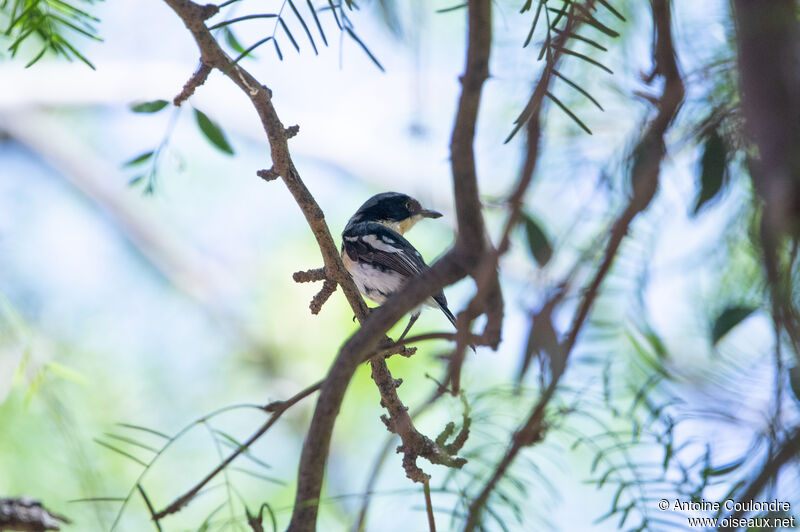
xmin=405 ymin=201 xmax=411 ymax=210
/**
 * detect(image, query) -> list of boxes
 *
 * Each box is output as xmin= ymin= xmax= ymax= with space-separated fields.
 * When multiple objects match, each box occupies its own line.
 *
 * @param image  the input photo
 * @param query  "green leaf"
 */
xmin=223 ymin=27 xmax=254 ymax=58
xmin=307 ymin=0 xmax=328 ymax=46
xmin=344 ymin=26 xmax=385 ymax=72
xmin=552 ymin=69 xmax=604 ymax=110
xmin=522 ymin=213 xmax=553 ymax=267
xmin=546 ymin=90 xmax=593 ymax=134
xmin=289 ymin=0 xmax=318 ymax=54
xmin=45 ymin=361 xmax=87 ymax=385
xmin=279 ymin=17 xmax=300 ymax=52
xmin=123 ymin=151 xmax=154 ymax=167
xmin=711 ymin=306 xmax=757 ymax=345
xmin=693 ymin=130 xmax=727 ymax=214
xmin=128 ymin=175 xmax=146 ymax=187
xmin=130 ymin=100 xmax=169 ymax=113
xmin=193 ymin=108 xmax=235 ymax=155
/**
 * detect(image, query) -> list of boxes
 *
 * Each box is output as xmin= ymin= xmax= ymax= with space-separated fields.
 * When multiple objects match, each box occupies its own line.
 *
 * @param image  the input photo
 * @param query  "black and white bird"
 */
xmin=341 ymin=192 xmax=457 ymax=341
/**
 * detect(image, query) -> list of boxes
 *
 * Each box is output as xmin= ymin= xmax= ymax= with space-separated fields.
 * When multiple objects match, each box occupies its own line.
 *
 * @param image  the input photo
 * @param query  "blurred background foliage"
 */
xmin=0 ymin=0 xmax=798 ymax=531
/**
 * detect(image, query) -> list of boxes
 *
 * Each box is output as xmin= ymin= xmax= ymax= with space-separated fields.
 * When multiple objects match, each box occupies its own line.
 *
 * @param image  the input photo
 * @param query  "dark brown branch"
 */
xmin=173 ymin=62 xmax=212 ymax=106
xmin=448 ymin=0 xmax=596 ymax=392
xmin=0 ymin=497 xmax=70 ymax=531
xmin=463 ymin=1 xmax=684 ymax=529
xmin=449 ymin=0 xmax=492 ymax=261
xmin=732 ymin=0 xmax=800 ymax=362
xmin=353 ymin=382 xmax=448 ymax=531
xmin=257 ymin=168 xmax=279 ymax=181
xmin=290 ymin=0 xmax=494 ymax=525
xmin=292 ymin=267 xmax=326 ymax=283
xmin=309 ymin=279 xmax=337 ymax=314
xmin=162 ymin=0 xmax=368 ymax=322
xmin=161 ymin=2 xmax=492 ymax=530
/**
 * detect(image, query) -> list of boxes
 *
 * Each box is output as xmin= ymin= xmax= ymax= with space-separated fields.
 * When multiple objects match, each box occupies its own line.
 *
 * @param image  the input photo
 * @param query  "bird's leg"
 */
xmin=397 ymin=311 xmax=421 ymax=343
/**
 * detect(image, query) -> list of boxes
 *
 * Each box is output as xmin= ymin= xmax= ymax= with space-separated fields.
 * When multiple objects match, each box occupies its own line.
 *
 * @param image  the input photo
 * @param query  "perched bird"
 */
xmin=341 ymin=192 xmax=457 ymax=341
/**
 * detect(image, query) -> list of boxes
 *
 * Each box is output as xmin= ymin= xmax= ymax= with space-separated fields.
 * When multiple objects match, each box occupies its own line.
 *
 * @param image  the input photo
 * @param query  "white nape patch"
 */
xmin=362 ymin=234 xmax=401 ymax=253
xmin=345 ymin=259 xmax=406 ymax=304
xmin=344 ymin=235 xmax=358 ymax=242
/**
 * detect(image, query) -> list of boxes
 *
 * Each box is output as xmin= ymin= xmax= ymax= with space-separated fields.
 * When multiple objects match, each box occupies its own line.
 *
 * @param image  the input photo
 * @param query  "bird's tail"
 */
xmin=435 ymin=299 xmax=476 ymax=352
xmin=438 ymin=301 xmax=458 ymax=329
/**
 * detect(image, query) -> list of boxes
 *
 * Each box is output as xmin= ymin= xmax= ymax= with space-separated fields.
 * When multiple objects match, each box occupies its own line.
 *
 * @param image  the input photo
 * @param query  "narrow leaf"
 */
xmin=598 ymin=0 xmax=626 ymax=21
xmin=223 ymin=27 xmax=254 ymax=58
xmin=344 ymin=26 xmax=385 ymax=72
xmin=117 ymin=422 xmax=170 ymax=439
xmin=553 ymin=46 xmax=614 ymax=74
xmin=552 ymin=27 xmax=608 ymax=51
xmin=123 ymin=151 xmax=154 ymax=167
xmin=25 ymin=46 xmax=48 ymax=68
xmin=289 ymin=0 xmax=318 ymax=54
xmin=128 ymin=175 xmax=146 ymax=187
xmin=546 ymin=90 xmax=593 ymax=134
xmin=307 ymin=0 xmax=328 ymax=46
xmin=693 ymin=131 xmax=727 ymax=214
xmin=233 ymin=36 xmax=273 ymax=64
xmin=711 ymin=306 xmax=757 ymax=345
xmin=437 ymin=3 xmax=467 ymax=13
xmin=193 ymin=108 xmax=235 ymax=155
xmin=572 ymin=4 xmax=620 ymax=37
xmin=552 ymin=69 xmax=604 ymax=110
xmin=522 ymin=213 xmax=553 ymax=266
xmin=523 ymin=0 xmax=545 ymax=48
xmin=130 ymin=100 xmax=169 ymax=113
xmin=273 ymin=38 xmax=284 ymax=60
xmin=94 ymin=439 xmax=148 ymax=466
xmin=327 ymin=0 xmax=342 ymax=29
xmin=279 ymin=17 xmax=300 ymax=52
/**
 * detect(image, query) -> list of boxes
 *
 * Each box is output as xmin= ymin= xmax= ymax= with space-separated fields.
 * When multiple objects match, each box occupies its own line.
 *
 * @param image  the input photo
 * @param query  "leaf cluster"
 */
xmin=1 ymin=0 xmax=101 ymax=68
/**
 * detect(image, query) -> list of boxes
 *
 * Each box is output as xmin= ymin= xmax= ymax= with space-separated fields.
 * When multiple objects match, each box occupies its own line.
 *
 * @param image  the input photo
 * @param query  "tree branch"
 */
xmin=0 ymin=497 xmax=70 ymax=532
xmin=161 ymin=2 xmax=493 ymax=530
xmin=463 ymin=1 xmax=684 ymax=528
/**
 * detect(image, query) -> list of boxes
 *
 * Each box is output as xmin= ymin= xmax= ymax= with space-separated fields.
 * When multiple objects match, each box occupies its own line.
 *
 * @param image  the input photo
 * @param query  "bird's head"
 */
xmin=346 ymin=192 xmax=442 ymax=234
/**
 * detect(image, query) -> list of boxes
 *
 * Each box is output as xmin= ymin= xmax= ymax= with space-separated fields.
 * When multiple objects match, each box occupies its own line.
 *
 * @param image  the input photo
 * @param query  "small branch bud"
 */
xmin=257 ymin=168 xmax=280 ymax=181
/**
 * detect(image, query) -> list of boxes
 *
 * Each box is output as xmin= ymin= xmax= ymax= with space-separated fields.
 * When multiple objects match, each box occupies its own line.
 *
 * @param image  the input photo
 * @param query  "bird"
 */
xmin=341 ymin=191 xmax=458 ymax=342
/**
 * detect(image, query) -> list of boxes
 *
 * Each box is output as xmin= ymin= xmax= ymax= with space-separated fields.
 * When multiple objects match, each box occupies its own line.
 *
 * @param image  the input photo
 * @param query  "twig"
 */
xmin=136 ymin=485 xmax=163 ymax=532
xmin=352 ymin=383 xmax=448 ymax=531
xmin=153 ymin=379 xmax=322 ymax=520
xmin=423 ymin=480 xmax=436 ymax=532
xmin=0 ymin=497 xmax=70 ymax=532
xmin=448 ymin=0 xmax=598 ymax=393
xmin=173 ymin=62 xmax=212 ymax=106
xmin=462 ymin=0 xmax=684 ymax=528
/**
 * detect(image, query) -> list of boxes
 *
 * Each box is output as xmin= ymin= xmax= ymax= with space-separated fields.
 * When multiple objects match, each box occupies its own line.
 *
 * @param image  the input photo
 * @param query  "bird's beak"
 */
xmin=420 ymin=208 xmax=442 ymax=219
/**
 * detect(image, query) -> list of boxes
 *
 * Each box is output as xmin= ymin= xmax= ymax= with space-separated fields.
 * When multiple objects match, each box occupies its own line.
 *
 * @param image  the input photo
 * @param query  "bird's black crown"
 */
xmin=345 ymin=192 xmax=441 ymax=231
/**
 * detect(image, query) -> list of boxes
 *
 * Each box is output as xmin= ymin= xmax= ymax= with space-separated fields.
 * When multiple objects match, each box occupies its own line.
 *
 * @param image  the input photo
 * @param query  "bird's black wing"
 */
xmin=343 ymin=222 xmax=428 ymax=279
xmin=343 ymin=222 xmax=457 ymax=327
